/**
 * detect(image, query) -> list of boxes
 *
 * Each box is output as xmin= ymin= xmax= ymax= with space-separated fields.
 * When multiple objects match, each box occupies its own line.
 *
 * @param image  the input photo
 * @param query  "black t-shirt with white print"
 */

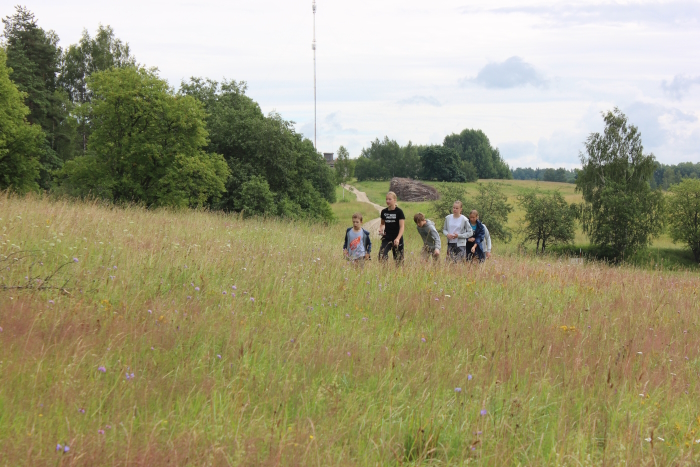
xmin=380 ymin=206 xmax=405 ymax=242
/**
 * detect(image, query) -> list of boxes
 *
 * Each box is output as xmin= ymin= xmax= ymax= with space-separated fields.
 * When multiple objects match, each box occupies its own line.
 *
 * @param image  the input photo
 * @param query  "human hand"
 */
xmin=468 ymin=237 xmax=475 ymax=242
xmin=393 ymin=238 xmax=400 ymax=247
xmin=364 ymin=253 xmax=370 ymax=260
xmin=486 ymin=252 xmax=491 ymax=259
xmin=433 ymin=249 xmax=440 ymax=256
xmin=471 ymin=245 xmax=476 ymax=253
xmin=378 ymin=229 xmax=385 ymax=237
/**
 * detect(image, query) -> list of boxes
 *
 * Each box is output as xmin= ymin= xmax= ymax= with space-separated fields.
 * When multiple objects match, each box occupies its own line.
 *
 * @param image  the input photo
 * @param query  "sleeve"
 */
xmin=472 ymin=222 xmax=485 ymax=244
xmin=364 ymin=229 xmax=372 ymax=253
xmin=457 ymin=219 xmax=473 ymax=239
xmin=430 ymin=225 xmax=441 ymax=250
xmin=398 ymin=209 xmax=405 ymax=221
xmin=343 ymin=228 xmax=349 ymax=250
xmin=486 ymin=229 xmax=492 ymax=252
xmin=442 ymin=216 xmax=450 ymax=237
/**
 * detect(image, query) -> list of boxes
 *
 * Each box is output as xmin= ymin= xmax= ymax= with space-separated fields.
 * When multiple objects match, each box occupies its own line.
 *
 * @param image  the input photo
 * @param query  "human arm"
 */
xmin=379 ymin=218 xmax=385 ymax=236
xmin=393 ymin=219 xmax=405 ymax=247
xmin=364 ymin=230 xmax=372 ymax=255
xmin=458 ymin=219 xmax=473 ymax=240
xmin=429 ymin=224 xmax=442 ymax=251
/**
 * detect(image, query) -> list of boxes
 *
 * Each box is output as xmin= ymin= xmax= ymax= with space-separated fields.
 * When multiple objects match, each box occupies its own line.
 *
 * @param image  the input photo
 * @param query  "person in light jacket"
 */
xmin=443 ymin=201 xmax=473 ymax=262
xmin=467 ymin=210 xmax=486 ymax=262
xmin=481 ymin=222 xmax=492 ymax=259
xmin=414 ymin=212 xmax=441 ymax=260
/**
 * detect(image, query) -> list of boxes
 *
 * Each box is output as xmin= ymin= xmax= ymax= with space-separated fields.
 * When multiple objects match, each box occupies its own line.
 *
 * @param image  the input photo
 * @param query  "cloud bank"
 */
xmin=462 ymin=57 xmax=547 ymax=89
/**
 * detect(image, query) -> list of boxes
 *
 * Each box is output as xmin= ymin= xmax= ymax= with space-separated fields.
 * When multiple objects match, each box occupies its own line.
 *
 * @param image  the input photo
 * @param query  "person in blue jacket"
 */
xmin=467 ymin=209 xmax=486 ymax=262
xmin=343 ymin=212 xmax=372 ymax=262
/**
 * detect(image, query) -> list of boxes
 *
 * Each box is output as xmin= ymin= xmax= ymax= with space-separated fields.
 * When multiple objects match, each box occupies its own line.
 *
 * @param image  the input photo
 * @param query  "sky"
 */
xmin=7 ymin=0 xmax=700 ymax=168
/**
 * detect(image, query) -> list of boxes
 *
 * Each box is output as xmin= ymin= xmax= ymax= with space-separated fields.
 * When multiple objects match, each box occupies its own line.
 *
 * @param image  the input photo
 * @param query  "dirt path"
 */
xmin=342 ymin=184 xmax=383 ymax=237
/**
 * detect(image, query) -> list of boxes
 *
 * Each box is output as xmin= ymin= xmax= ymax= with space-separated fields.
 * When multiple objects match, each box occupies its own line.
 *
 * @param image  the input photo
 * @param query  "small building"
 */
xmin=323 ymin=152 xmax=335 ymax=168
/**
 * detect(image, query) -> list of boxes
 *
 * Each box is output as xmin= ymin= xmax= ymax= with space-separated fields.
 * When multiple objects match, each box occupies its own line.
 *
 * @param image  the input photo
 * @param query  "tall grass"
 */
xmin=1 ymin=193 xmax=699 ymax=465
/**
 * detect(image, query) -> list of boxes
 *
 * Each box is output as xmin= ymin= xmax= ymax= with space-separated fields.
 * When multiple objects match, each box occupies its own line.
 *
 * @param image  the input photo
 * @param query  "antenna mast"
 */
xmin=312 ymin=0 xmax=317 ymax=150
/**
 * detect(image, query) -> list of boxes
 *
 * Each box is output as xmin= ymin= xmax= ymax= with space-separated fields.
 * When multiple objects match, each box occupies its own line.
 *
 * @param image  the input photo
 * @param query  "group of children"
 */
xmin=343 ymin=191 xmax=492 ymax=263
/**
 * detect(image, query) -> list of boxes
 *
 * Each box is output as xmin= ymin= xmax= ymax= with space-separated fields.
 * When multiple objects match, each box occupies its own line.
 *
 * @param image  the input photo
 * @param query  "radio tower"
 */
xmin=312 ymin=0 xmax=317 ymax=150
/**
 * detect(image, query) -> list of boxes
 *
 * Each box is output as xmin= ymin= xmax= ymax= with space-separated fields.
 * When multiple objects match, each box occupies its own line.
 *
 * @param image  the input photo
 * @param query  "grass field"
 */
xmin=345 ymin=180 xmax=696 ymax=270
xmin=2 ymin=193 xmax=700 ymax=466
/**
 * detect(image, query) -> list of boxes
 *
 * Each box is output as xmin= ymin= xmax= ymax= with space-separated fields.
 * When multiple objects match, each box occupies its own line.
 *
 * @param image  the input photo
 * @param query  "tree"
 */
xmin=59 ymin=24 xmax=135 ymax=154
xmin=518 ymin=190 xmax=576 ymax=253
xmin=2 ymin=6 xmax=70 ymax=187
xmin=179 ymin=78 xmax=335 ymax=220
xmin=0 ymin=48 xmax=45 ymax=193
xmin=420 ymin=145 xmax=465 ymax=182
xmin=443 ymin=129 xmax=511 ymax=179
xmin=334 ymin=145 xmax=354 ymax=184
xmin=667 ymin=178 xmax=700 ymax=263
xmin=430 ymin=183 xmax=466 ymax=219
xmin=470 ymin=182 xmax=513 ymax=242
xmin=543 ymin=168 xmax=567 ymax=183
xmin=55 ymin=67 xmax=229 ymax=207
xmin=576 ymin=108 xmax=664 ymax=259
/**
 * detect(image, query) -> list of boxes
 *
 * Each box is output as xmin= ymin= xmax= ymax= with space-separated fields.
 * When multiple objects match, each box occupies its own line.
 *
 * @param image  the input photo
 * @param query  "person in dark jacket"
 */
xmin=467 ymin=210 xmax=486 ymax=262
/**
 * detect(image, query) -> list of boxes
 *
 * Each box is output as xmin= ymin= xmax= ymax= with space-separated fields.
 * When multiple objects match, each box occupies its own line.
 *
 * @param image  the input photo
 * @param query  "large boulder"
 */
xmin=389 ymin=177 xmax=440 ymax=202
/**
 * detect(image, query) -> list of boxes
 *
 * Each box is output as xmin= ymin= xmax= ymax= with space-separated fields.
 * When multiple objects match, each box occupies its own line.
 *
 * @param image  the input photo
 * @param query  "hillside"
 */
xmin=1 ymin=194 xmax=699 ymax=465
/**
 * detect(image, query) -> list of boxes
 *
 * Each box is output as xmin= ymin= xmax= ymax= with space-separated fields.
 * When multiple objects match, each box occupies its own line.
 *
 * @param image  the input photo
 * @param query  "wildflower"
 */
xmin=222 ymin=291 xmax=226 ymax=295
xmin=49 ymin=300 xmax=55 ymax=304
xmin=217 ymin=355 xmax=221 ymax=359
xmin=345 ymin=314 xmax=349 ymax=318
xmin=109 ymin=275 xmax=115 ymax=280
xmin=78 ymin=408 xmax=85 ymax=413
xmin=73 ymin=258 xmax=79 ymax=263
xmin=0 ymin=327 xmax=3 ymax=332
xmin=130 ymin=373 xmax=134 ymax=379
xmin=637 ymin=352 xmax=642 ymax=355
xmin=98 ymin=366 xmax=106 ymax=373
xmin=347 ymin=352 xmax=351 ymax=356
xmin=148 ymin=309 xmax=152 ymax=314
xmin=98 ymin=429 xmax=105 ymax=435
xmin=151 ymin=347 xmax=154 ymax=350
xmin=421 ymin=338 xmax=426 ymax=342
xmin=480 ymin=409 xmax=487 ymax=416
xmin=250 ymin=298 xmax=255 ymax=302
xmin=362 ymin=317 xmax=368 ymax=322
xmin=56 ymin=444 xmax=62 ymax=451
xmin=468 ymin=374 xmax=473 ymax=381
xmin=113 ymin=266 xmax=117 ymax=270
xmin=232 ymin=293 xmax=235 ymax=297
xmin=310 ymin=435 xmax=314 ymax=439
xmin=232 ymin=285 xmax=237 ymax=290
xmin=455 ymin=387 xmax=462 ymax=392
xmin=187 ymin=296 xmax=192 ymax=300
xmin=105 ymin=425 xmax=111 ymax=429
xmin=126 ymin=373 xmax=130 ymax=380
xmin=290 ymin=339 xmax=295 ymax=343
xmin=64 ymin=446 xmax=69 ymax=453
xmin=194 ymin=287 xmax=200 ymax=291
xmin=657 ymin=437 xmax=665 ymax=442
xmin=645 ymin=437 xmax=651 ymax=442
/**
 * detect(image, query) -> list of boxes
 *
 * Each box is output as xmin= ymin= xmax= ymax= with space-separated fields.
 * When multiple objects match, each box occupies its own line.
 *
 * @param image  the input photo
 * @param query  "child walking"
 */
xmin=479 ymin=216 xmax=492 ymax=259
xmin=467 ymin=209 xmax=486 ymax=262
xmin=343 ymin=213 xmax=371 ymax=261
xmin=414 ymin=213 xmax=441 ymax=260
xmin=378 ymin=192 xmax=405 ymax=262
xmin=443 ymin=200 xmax=473 ymax=261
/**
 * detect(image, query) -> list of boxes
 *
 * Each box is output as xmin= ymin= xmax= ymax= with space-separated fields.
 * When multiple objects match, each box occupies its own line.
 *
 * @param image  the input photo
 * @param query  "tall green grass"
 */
xmin=1 ymin=193 xmax=700 ymax=465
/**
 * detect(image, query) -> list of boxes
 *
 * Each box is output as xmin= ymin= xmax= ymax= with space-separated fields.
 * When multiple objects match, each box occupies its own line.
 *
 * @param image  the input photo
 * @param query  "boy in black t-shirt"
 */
xmin=378 ymin=191 xmax=405 ymax=262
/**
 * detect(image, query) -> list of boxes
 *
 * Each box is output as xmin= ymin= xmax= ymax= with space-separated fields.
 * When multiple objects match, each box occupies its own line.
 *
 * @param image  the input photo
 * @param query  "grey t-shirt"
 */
xmin=346 ymin=228 xmax=366 ymax=259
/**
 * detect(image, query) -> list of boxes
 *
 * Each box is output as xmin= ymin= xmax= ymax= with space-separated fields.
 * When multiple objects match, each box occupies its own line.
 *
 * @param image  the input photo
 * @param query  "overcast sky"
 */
xmin=9 ymin=0 xmax=700 ymax=167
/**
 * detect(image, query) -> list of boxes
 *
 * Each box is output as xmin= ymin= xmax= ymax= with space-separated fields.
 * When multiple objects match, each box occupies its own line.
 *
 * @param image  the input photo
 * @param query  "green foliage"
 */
xmin=55 ymin=67 xmax=228 ymax=207
xmin=471 ymin=182 xmax=513 ymax=242
xmin=542 ymin=168 xmax=567 ymax=183
xmin=334 ymin=145 xmax=354 ymax=184
xmin=354 ymin=137 xmax=421 ymax=181
xmin=0 ymin=48 xmax=45 ymax=193
xmin=238 ymin=175 xmax=274 ymax=216
xmin=576 ymin=108 xmax=665 ymax=259
xmin=2 ymin=6 xmax=72 ymax=187
xmin=403 ymin=418 xmax=442 ymax=462
xmin=430 ymin=183 xmax=466 ymax=218
xmin=667 ymin=178 xmax=700 ymax=263
xmin=443 ymin=128 xmax=511 ymax=179
xmin=652 ymin=162 xmax=700 ymax=190
xmin=59 ymin=24 xmax=135 ymax=156
xmin=420 ymin=146 xmax=465 ymax=182
xmin=180 ymin=78 xmax=335 ymax=221
xmin=512 ymin=167 xmax=578 ymax=183
xmin=461 ymin=160 xmax=478 ymax=182
xmin=518 ymin=189 xmax=576 ymax=253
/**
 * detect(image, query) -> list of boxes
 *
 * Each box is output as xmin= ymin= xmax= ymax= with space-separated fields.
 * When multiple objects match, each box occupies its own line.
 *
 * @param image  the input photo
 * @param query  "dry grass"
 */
xmin=1 ymin=193 xmax=700 ymax=466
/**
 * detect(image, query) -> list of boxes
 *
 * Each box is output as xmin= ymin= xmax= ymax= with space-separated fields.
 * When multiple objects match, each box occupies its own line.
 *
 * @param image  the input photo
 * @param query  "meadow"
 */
xmin=1 ymin=193 xmax=700 ymax=466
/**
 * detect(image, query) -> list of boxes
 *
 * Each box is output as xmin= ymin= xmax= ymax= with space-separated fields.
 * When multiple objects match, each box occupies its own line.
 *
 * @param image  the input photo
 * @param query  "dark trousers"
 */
xmin=447 ymin=243 xmax=466 ymax=262
xmin=378 ymin=238 xmax=404 ymax=262
xmin=467 ymin=243 xmax=485 ymax=262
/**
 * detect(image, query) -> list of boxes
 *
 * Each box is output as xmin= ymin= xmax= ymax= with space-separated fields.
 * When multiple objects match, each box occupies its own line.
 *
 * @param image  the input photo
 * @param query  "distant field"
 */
xmin=2 ymin=194 xmax=699 ymax=465
xmin=343 ymin=179 xmax=693 ymax=269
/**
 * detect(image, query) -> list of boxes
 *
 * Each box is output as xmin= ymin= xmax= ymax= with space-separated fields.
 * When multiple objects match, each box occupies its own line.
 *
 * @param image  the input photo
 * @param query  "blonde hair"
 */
xmin=470 ymin=209 xmax=478 ymax=216
xmin=386 ymin=191 xmax=397 ymax=201
xmin=352 ymin=212 xmax=363 ymax=222
xmin=413 ymin=212 xmax=426 ymax=223
xmin=453 ymin=200 xmax=463 ymax=208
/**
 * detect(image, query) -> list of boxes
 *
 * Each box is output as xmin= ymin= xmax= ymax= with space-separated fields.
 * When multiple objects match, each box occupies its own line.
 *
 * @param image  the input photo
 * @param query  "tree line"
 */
xmin=512 ymin=167 xmax=578 ymax=183
xmin=352 ymin=129 xmax=512 ymax=183
xmin=0 ymin=7 xmax=336 ymax=220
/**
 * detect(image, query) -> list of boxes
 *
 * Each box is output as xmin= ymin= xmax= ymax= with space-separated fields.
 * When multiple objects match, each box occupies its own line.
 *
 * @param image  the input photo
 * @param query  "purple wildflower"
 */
xmin=362 ymin=317 xmax=368 ymax=322
xmin=78 ymin=408 xmax=85 ymax=413
xmin=148 ymin=309 xmax=152 ymax=314
xmin=250 ymin=297 xmax=255 ymax=302
xmin=98 ymin=429 xmax=105 ymax=435
xmin=222 ymin=291 xmax=226 ymax=295
xmin=56 ymin=444 xmax=62 ymax=451
xmin=194 ymin=287 xmax=200 ymax=292
xmin=421 ymin=338 xmax=426 ymax=342
xmin=480 ymin=409 xmax=487 ymax=416
xmin=0 ymin=327 xmax=3 ymax=332
xmin=455 ymin=387 xmax=462 ymax=392
xmin=105 ymin=425 xmax=111 ymax=429
xmin=232 ymin=285 xmax=237 ymax=290
xmin=217 ymin=355 xmax=221 ymax=359
xmin=49 ymin=300 xmax=55 ymax=304
xmin=130 ymin=373 xmax=135 ymax=379
xmin=345 ymin=314 xmax=349 ymax=318
xmin=232 ymin=293 xmax=235 ymax=297
xmin=73 ymin=258 xmax=79 ymax=263
xmin=468 ymin=374 xmax=472 ymax=381
xmin=290 ymin=338 xmax=295 ymax=343
xmin=126 ymin=373 xmax=130 ymax=380
xmin=151 ymin=347 xmax=154 ymax=350
xmin=113 ymin=266 xmax=117 ymax=270
xmin=347 ymin=352 xmax=351 ymax=356
xmin=64 ymin=446 xmax=69 ymax=453
xmin=109 ymin=275 xmax=115 ymax=280
xmin=187 ymin=296 xmax=192 ymax=300
xmin=98 ymin=366 xmax=106 ymax=373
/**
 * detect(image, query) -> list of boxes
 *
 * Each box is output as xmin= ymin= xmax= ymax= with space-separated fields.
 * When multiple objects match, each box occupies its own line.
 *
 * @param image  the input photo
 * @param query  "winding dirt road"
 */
xmin=341 ymin=184 xmax=383 ymax=237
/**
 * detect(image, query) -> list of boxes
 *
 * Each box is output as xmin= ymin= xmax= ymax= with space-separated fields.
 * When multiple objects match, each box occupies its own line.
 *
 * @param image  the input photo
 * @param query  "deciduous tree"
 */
xmin=518 ymin=190 xmax=575 ymax=253
xmin=667 ymin=178 xmax=700 ymax=263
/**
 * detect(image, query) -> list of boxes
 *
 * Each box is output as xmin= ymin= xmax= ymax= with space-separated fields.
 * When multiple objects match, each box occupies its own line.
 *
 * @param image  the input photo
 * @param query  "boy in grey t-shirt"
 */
xmin=414 ymin=212 xmax=441 ymax=260
xmin=343 ymin=213 xmax=372 ymax=261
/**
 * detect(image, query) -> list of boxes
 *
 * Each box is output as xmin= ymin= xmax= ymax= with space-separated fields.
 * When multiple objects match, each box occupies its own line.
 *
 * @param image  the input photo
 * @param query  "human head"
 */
xmin=414 ymin=212 xmax=426 ymax=226
xmin=469 ymin=209 xmax=478 ymax=224
xmin=452 ymin=200 xmax=463 ymax=216
xmin=352 ymin=212 xmax=363 ymax=229
xmin=386 ymin=191 xmax=397 ymax=208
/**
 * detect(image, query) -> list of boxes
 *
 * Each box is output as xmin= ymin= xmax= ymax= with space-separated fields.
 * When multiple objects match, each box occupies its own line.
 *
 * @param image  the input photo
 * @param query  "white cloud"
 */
xmin=662 ymin=75 xmax=700 ymax=100
xmin=397 ymin=96 xmax=441 ymax=107
xmin=462 ymin=57 xmax=547 ymax=89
